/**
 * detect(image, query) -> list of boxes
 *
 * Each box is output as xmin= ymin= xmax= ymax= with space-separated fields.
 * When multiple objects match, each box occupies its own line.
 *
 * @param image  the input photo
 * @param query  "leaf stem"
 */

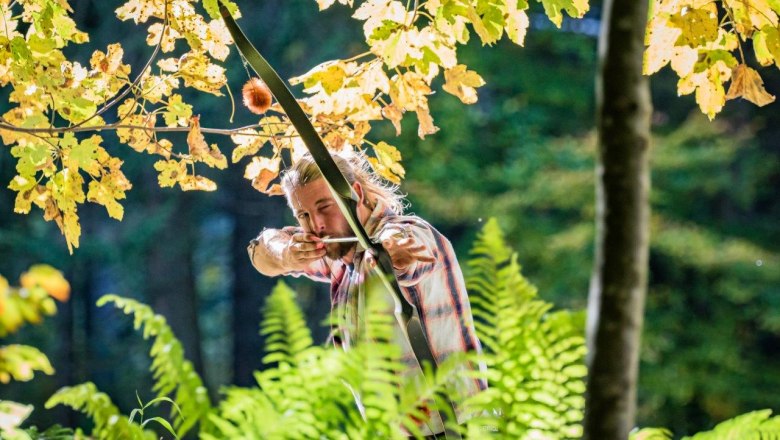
xmin=343 ymin=51 xmax=373 ymax=63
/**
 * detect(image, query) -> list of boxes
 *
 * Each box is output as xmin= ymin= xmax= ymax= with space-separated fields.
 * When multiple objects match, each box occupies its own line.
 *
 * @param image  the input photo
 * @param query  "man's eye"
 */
xmin=296 ymin=213 xmax=309 ymax=220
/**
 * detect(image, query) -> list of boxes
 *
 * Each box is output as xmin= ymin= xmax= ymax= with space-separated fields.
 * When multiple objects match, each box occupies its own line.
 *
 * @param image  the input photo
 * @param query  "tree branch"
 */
xmin=0 ymin=122 xmax=290 ymax=137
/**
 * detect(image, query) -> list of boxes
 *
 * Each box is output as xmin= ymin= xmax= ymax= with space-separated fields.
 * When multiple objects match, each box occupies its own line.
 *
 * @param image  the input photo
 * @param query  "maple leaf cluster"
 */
xmin=0 ymin=0 xmax=235 ymax=252
xmin=0 ymin=0 xmax=591 ymax=251
xmin=232 ymin=0 xmax=587 ymax=188
xmin=644 ymin=0 xmax=780 ymax=119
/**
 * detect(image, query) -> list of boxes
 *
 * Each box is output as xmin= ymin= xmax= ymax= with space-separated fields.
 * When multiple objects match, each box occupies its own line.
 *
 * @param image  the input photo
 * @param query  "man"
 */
xmin=248 ymin=151 xmax=486 ymax=437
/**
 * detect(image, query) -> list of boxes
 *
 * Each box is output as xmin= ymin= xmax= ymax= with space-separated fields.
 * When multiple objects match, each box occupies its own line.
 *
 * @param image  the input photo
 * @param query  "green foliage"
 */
xmin=0 ymin=265 xmax=68 ymax=385
xmin=95 ymin=294 xmax=213 ymax=436
xmin=206 ymin=280 xmax=457 ymax=439
xmin=631 ymin=410 xmax=780 ymax=440
xmin=0 ymin=345 xmax=54 ymax=384
xmin=464 ymin=218 xmax=587 ymax=439
xmin=44 ymin=382 xmax=154 ymax=440
xmin=630 ymin=427 xmax=674 ymax=440
xmin=682 ymin=410 xmax=780 ymax=440
xmin=259 ymin=281 xmax=315 ymax=367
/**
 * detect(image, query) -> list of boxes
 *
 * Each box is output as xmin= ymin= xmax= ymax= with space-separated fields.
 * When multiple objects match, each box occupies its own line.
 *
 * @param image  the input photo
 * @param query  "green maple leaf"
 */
xmin=754 ymin=25 xmax=780 ymax=68
xmin=204 ymin=0 xmax=239 ymax=20
xmin=538 ymin=0 xmax=589 ymax=27
xmin=68 ymin=136 xmax=99 ymax=172
xmin=10 ymin=36 xmax=31 ymax=62
xmin=670 ymin=7 xmax=719 ymax=48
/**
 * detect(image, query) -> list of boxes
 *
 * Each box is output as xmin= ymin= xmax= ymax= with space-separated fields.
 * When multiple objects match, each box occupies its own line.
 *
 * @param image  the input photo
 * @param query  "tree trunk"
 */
xmin=585 ymin=0 xmax=652 ymax=438
xmin=229 ymin=173 xmax=287 ymax=386
xmin=148 ymin=193 xmax=205 ymax=377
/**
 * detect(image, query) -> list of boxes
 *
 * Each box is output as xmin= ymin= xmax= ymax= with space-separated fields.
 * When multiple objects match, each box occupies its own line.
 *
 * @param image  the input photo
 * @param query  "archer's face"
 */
xmin=287 ymin=178 xmax=354 ymax=259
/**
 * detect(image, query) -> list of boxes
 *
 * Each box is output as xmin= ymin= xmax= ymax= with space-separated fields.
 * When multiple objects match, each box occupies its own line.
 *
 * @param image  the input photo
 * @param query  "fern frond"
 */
xmin=464 ymin=218 xmax=587 ymax=439
xmin=682 ymin=409 xmax=780 ymax=440
xmin=209 ymin=281 xmax=356 ymax=439
xmin=629 ymin=427 xmax=674 ymax=439
xmin=96 ymin=294 xmax=212 ymax=437
xmin=0 ymin=344 xmax=54 ymax=383
xmin=260 ymin=281 xmax=314 ymax=367
xmin=44 ymin=382 xmax=154 ymax=440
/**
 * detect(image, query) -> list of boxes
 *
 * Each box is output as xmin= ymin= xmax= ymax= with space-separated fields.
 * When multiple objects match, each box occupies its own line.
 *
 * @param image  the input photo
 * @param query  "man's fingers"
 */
xmin=293 ymin=247 xmax=326 ymax=261
xmin=292 ymin=232 xmax=322 ymax=243
xmin=294 ymin=241 xmax=324 ymax=252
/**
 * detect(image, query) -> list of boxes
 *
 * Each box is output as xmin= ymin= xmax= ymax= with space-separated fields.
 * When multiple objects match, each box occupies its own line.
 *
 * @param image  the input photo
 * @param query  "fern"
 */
xmin=95 ymin=294 xmax=212 ymax=437
xmin=260 ymin=281 xmax=315 ymax=367
xmin=464 ymin=218 xmax=587 ymax=439
xmin=207 ymin=279 xmax=461 ymax=439
xmin=682 ymin=409 xmax=780 ymax=440
xmin=0 ymin=345 xmax=54 ymax=383
xmin=44 ymin=382 xmax=154 ymax=440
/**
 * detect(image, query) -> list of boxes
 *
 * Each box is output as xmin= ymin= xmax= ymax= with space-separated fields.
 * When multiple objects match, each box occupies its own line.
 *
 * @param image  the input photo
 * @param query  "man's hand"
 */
xmin=379 ymin=236 xmax=436 ymax=271
xmin=283 ymin=232 xmax=326 ymax=271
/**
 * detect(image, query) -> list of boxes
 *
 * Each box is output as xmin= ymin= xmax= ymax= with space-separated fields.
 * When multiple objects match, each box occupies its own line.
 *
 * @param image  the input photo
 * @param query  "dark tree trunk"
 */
xmin=229 ymin=172 xmax=287 ymax=386
xmin=585 ymin=0 xmax=652 ymax=438
xmin=147 ymin=193 xmax=205 ymax=377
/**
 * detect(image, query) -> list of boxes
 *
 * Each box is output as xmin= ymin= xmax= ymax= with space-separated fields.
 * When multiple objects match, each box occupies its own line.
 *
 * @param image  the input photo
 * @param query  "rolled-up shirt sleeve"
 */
xmin=378 ymin=221 xmax=441 ymax=287
xmin=247 ymin=226 xmax=332 ymax=283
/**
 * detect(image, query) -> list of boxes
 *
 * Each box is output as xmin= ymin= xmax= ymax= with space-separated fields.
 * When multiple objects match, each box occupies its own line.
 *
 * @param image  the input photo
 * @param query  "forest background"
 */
xmin=0 ymin=0 xmax=778 ymax=436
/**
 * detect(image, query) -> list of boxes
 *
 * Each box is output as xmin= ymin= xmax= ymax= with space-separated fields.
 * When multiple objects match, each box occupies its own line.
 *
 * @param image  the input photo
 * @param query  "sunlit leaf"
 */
xmin=725 ymin=64 xmax=776 ymax=106
xmin=442 ymin=64 xmax=485 ymax=104
xmin=20 ymin=264 xmax=70 ymax=302
xmin=244 ymin=156 xmax=280 ymax=194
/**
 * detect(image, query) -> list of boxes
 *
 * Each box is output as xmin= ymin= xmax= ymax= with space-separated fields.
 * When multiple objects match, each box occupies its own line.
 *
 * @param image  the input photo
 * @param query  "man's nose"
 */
xmin=311 ymin=215 xmax=326 ymax=233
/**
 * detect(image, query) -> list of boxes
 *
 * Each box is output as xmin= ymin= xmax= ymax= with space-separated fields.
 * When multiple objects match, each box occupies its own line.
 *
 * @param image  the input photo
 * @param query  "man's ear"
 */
xmin=352 ymin=181 xmax=364 ymax=204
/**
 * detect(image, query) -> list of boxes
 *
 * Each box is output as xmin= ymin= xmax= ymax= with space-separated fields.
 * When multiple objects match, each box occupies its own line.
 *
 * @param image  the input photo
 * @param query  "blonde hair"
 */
xmin=280 ymin=151 xmax=407 ymax=215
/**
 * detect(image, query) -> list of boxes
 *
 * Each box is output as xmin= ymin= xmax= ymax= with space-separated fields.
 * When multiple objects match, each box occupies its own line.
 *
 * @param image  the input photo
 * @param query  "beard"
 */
xmin=320 ymin=229 xmax=356 ymax=260
xmin=326 ymin=241 xmax=355 ymax=260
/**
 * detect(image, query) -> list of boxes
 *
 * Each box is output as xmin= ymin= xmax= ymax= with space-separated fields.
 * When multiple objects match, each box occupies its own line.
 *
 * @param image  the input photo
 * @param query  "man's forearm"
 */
xmin=248 ymin=228 xmax=292 ymax=277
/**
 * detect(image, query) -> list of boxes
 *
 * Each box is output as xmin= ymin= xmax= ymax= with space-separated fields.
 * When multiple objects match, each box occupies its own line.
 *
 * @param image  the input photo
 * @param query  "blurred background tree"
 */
xmin=0 ymin=0 xmax=777 ymax=436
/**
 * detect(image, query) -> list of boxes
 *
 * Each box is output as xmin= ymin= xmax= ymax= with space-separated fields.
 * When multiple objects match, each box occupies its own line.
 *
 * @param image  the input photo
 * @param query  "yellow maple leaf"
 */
xmin=179 ymin=175 xmax=217 ymax=192
xmin=753 ymin=25 xmax=780 ymax=67
xmin=62 ymin=210 xmax=81 ymax=254
xmin=231 ymin=129 xmax=265 ymax=163
xmin=178 ymin=51 xmax=226 ymax=95
xmin=442 ymin=65 xmax=485 ymax=104
xmin=117 ymin=113 xmax=156 ymax=153
xmin=153 ymin=159 xmax=186 ymax=188
xmin=19 ymin=265 xmax=70 ymax=302
xmin=381 ymin=104 xmax=404 ymax=136
xmin=390 ymin=71 xmax=432 ymax=112
xmin=725 ymin=0 xmax=778 ymax=36
xmin=416 ymin=102 xmax=439 ymax=139
xmin=670 ymin=45 xmax=698 ymax=76
xmin=187 ymin=116 xmax=227 ymax=169
xmin=669 ymin=4 xmax=719 ymax=47
xmin=725 ymin=64 xmax=776 ymax=106
xmin=353 ymin=0 xmax=407 ymax=38
xmin=505 ymin=2 xmax=530 ymax=46
xmin=203 ymin=19 xmax=232 ymax=61
xmin=244 ymin=156 xmax=280 ymax=193
xmin=368 ymin=141 xmax=405 ymax=184
xmin=115 ymin=0 xmax=165 ymax=24
xmin=89 ymin=43 xmax=129 ymax=76
xmin=146 ymin=22 xmax=180 ymax=52
xmin=87 ymin=176 xmax=127 ymax=221
xmin=290 ymin=60 xmax=350 ymax=95
xmin=644 ymin=15 xmax=683 ymax=74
